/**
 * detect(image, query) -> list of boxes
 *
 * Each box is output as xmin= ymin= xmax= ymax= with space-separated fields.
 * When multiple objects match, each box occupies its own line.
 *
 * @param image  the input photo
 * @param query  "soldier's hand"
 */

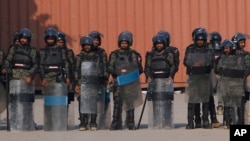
xmin=24 ymin=76 xmax=32 ymax=84
xmin=66 ymin=78 xmax=70 ymax=86
xmin=41 ymin=79 xmax=48 ymax=87
xmin=2 ymin=69 xmax=6 ymax=74
xmin=74 ymin=85 xmax=80 ymax=94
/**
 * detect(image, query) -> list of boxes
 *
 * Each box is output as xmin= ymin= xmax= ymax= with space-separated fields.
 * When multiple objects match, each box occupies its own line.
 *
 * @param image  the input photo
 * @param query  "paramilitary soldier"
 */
xmin=232 ymin=33 xmax=250 ymax=125
xmin=184 ymin=28 xmax=214 ymax=129
xmin=88 ymin=31 xmax=110 ymax=129
xmin=39 ymin=28 xmax=70 ymax=131
xmin=56 ymin=31 xmax=76 ymax=129
xmin=108 ymin=31 xmax=143 ymax=130
xmin=74 ymin=35 xmax=106 ymax=131
xmin=215 ymin=39 xmax=249 ymax=128
xmin=144 ymin=34 xmax=175 ymax=129
xmin=2 ymin=28 xmax=39 ymax=131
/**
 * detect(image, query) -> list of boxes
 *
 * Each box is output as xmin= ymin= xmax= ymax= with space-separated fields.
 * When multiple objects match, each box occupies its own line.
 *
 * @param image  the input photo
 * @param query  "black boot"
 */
xmin=194 ymin=103 xmax=201 ymax=128
xmin=186 ymin=103 xmax=195 ymax=129
xmin=79 ymin=114 xmax=88 ymax=131
xmin=202 ymin=102 xmax=211 ymax=129
xmin=90 ymin=114 xmax=97 ymax=131
xmin=209 ymin=96 xmax=222 ymax=128
xmin=223 ymin=106 xmax=232 ymax=129
xmin=126 ymin=109 xmax=136 ymax=130
xmin=110 ymin=96 xmax=122 ymax=130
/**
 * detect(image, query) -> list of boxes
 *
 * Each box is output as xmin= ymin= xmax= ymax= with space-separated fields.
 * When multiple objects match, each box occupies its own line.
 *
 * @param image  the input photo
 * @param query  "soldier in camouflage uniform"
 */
xmin=215 ymin=39 xmax=249 ymax=128
xmin=184 ymin=28 xmax=214 ymax=129
xmin=144 ymin=34 xmax=175 ymax=128
xmin=2 ymin=28 xmax=38 ymax=131
xmin=74 ymin=35 xmax=107 ymax=131
xmin=56 ymin=32 xmax=75 ymax=104
xmin=232 ymin=33 xmax=250 ymax=125
xmin=108 ymin=31 xmax=143 ymax=130
xmin=39 ymin=28 xmax=70 ymax=131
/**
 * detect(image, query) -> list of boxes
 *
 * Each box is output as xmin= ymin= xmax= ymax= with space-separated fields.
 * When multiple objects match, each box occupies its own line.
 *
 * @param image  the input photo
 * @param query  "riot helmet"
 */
xmin=192 ymin=28 xmax=207 ymax=40
xmin=152 ymin=34 xmax=166 ymax=52
xmin=80 ymin=35 xmax=94 ymax=47
xmin=13 ymin=31 xmax=20 ymax=45
xmin=57 ymin=32 xmax=66 ymax=42
xmin=221 ymin=39 xmax=235 ymax=55
xmin=88 ymin=31 xmax=103 ymax=47
xmin=44 ymin=28 xmax=58 ymax=46
xmin=210 ymin=32 xmax=222 ymax=51
xmin=118 ymin=31 xmax=133 ymax=46
xmin=231 ymin=32 xmax=246 ymax=49
xmin=118 ymin=31 xmax=132 ymax=48
xmin=157 ymin=30 xmax=170 ymax=46
xmin=18 ymin=28 xmax=32 ymax=44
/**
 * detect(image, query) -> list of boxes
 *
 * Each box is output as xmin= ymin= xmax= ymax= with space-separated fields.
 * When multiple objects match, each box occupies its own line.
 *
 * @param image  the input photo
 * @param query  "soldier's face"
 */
xmin=83 ymin=44 xmax=91 ymax=52
xmin=196 ymin=39 xmax=205 ymax=47
xmin=19 ymin=37 xmax=28 ymax=45
xmin=93 ymin=38 xmax=100 ymax=47
xmin=57 ymin=40 xmax=64 ymax=47
xmin=47 ymin=38 xmax=55 ymax=45
xmin=155 ymin=43 xmax=164 ymax=52
xmin=223 ymin=47 xmax=230 ymax=55
xmin=120 ymin=41 xmax=129 ymax=50
xmin=238 ymin=40 xmax=245 ymax=50
xmin=14 ymin=39 xmax=20 ymax=45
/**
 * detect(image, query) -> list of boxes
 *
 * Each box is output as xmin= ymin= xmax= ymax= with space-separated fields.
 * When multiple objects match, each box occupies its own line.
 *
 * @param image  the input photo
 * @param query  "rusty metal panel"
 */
xmin=1 ymin=0 xmax=250 ymax=84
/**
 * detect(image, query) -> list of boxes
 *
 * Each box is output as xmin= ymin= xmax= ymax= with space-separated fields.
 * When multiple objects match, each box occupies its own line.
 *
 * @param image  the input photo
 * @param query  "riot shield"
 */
xmin=9 ymin=80 xmax=35 ymax=131
xmin=185 ymin=75 xmax=210 ymax=103
xmin=147 ymin=78 xmax=174 ymax=129
xmin=97 ymin=87 xmax=111 ymax=130
xmin=0 ymin=82 xmax=6 ymax=114
xmin=217 ymin=77 xmax=243 ymax=107
xmin=116 ymin=64 xmax=143 ymax=111
xmin=44 ymin=83 xmax=68 ymax=131
xmin=80 ymin=62 xmax=105 ymax=114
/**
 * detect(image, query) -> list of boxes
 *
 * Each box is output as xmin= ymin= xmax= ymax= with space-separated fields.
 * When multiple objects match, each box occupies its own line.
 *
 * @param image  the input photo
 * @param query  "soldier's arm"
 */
xmin=183 ymin=47 xmax=190 ymax=67
xmin=62 ymin=49 xmax=70 ymax=78
xmin=3 ymin=46 xmax=15 ymax=70
xmin=27 ymin=48 xmax=39 ymax=79
xmin=39 ymin=49 xmax=45 ymax=80
xmin=144 ymin=51 xmax=151 ymax=79
xmin=167 ymin=52 xmax=175 ymax=77
xmin=244 ymin=53 xmax=250 ymax=75
xmin=107 ymin=52 xmax=116 ymax=78
xmin=102 ymin=50 xmax=109 ymax=80
xmin=74 ymin=55 xmax=81 ymax=85
xmin=173 ymin=47 xmax=180 ymax=73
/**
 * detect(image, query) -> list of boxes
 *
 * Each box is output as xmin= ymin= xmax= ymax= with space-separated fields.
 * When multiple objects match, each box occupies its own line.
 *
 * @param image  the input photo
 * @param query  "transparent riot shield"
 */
xmin=44 ymin=83 xmax=68 ymax=131
xmin=185 ymin=75 xmax=210 ymax=103
xmin=67 ymin=83 xmax=75 ymax=130
xmin=217 ymin=77 xmax=243 ymax=107
xmin=97 ymin=87 xmax=111 ymax=130
xmin=80 ymin=62 xmax=105 ymax=114
xmin=9 ymin=80 xmax=35 ymax=131
xmin=147 ymin=78 xmax=174 ymax=129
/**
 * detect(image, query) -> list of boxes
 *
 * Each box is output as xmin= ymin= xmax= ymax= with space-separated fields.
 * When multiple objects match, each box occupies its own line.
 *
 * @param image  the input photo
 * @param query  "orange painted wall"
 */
xmin=1 ymin=0 xmax=250 ymax=83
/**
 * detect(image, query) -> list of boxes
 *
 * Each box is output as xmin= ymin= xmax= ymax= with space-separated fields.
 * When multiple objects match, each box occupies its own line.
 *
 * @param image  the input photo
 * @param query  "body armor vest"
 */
xmin=149 ymin=51 xmax=170 ymax=78
xmin=114 ymin=51 xmax=133 ymax=76
xmin=12 ymin=46 xmax=32 ymax=69
xmin=44 ymin=48 xmax=63 ymax=72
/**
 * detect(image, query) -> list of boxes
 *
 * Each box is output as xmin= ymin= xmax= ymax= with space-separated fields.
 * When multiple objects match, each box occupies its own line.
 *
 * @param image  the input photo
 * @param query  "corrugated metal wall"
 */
xmin=1 ymin=0 xmax=250 ymax=83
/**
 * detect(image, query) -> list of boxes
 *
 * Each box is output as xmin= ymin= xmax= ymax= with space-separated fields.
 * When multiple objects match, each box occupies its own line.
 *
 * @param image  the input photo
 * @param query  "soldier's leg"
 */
xmin=110 ymin=96 xmax=122 ymax=130
xmin=202 ymin=102 xmax=211 ymax=129
xmin=90 ymin=114 xmax=97 ymax=131
xmin=223 ymin=106 xmax=232 ymax=129
xmin=237 ymin=96 xmax=246 ymax=125
xmin=126 ymin=109 xmax=136 ymax=130
xmin=194 ymin=103 xmax=201 ymax=128
xmin=209 ymin=96 xmax=222 ymax=128
xmin=186 ymin=103 xmax=195 ymax=129
xmin=78 ymin=96 xmax=89 ymax=131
